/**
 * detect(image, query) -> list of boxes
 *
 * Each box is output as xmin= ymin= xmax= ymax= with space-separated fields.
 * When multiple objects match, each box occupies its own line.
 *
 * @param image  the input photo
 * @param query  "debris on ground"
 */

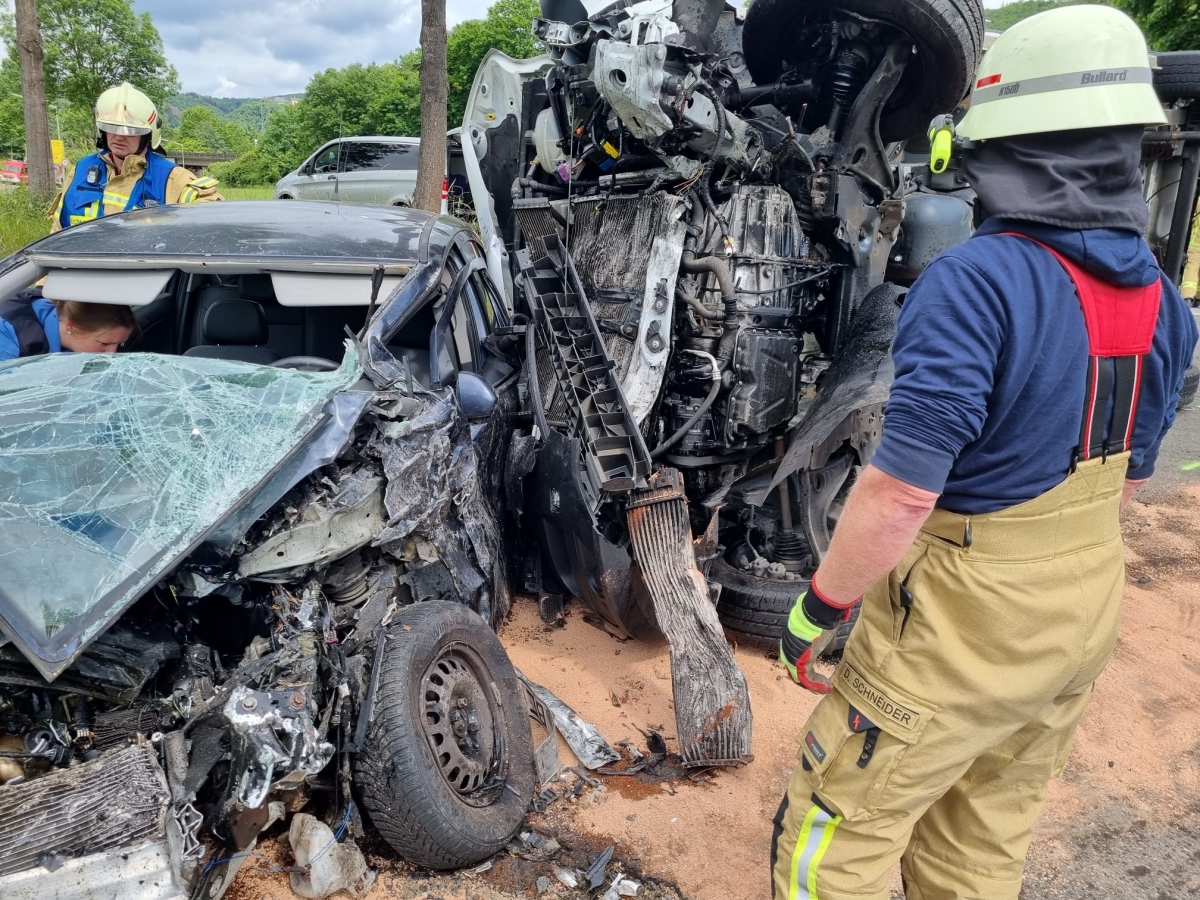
xmin=288 ymin=813 xmax=375 ymax=899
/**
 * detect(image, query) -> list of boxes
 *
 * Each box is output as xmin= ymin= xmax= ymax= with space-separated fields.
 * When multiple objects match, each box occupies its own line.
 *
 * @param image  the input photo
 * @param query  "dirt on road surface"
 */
xmin=228 ymin=404 xmax=1200 ymax=900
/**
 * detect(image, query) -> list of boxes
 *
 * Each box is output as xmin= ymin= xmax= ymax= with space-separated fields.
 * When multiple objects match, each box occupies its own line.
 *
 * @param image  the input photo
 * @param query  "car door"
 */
xmin=334 ymin=141 xmax=378 ymax=203
xmin=378 ymin=142 xmax=419 ymax=207
xmin=294 ymin=143 xmax=341 ymax=201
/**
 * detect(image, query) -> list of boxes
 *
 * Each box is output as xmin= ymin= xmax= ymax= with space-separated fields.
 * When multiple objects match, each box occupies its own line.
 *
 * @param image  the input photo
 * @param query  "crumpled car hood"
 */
xmin=0 ymin=350 xmax=362 ymax=681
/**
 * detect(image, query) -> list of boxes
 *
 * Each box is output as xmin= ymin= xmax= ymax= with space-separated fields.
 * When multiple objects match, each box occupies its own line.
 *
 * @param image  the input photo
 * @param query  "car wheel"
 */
xmin=1153 ymin=51 xmax=1200 ymax=101
xmin=277 ymin=194 xmax=293 ymax=200
xmin=711 ymin=557 xmax=859 ymax=655
xmin=354 ymin=601 xmax=534 ymax=870
xmin=742 ymin=0 xmax=985 ymax=143
xmin=1179 ymin=364 xmax=1199 ymax=411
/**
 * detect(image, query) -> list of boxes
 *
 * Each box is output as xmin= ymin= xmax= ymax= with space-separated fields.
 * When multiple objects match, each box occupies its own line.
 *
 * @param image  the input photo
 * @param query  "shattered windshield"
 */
xmin=0 ymin=350 xmax=362 ymax=680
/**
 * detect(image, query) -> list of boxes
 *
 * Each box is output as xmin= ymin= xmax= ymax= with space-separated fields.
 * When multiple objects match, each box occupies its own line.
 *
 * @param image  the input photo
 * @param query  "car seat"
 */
xmin=183 ymin=296 xmax=279 ymax=365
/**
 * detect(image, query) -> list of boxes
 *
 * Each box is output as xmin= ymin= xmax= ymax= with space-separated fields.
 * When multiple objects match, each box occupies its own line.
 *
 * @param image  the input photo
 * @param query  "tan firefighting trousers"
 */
xmin=772 ymin=454 xmax=1128 ymax=900
xmin=1181 ymin=202 xmax=1199 ymax=300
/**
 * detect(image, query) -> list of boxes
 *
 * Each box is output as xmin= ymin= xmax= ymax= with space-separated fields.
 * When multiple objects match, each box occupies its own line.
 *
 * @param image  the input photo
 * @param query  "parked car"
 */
xmin=274 ymin=136 xmax=421 ymax=205
xmin=0 ymin=201 xmax=533 ymax=900
xmin=0 ymin=158 xmax=27 ymax=184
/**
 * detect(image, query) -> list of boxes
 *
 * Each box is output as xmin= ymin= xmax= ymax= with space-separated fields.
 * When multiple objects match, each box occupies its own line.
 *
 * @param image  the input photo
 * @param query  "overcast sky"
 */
xmin=133 ymin=0 xmax=1009 ymax=99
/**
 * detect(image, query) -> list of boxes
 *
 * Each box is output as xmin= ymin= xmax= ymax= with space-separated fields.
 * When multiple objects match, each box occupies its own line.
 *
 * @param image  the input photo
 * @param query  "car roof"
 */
xmin=330 ymin=136 xmax=420 ymax=144
xmin=25 ymin=200 xmax=467 ymax=274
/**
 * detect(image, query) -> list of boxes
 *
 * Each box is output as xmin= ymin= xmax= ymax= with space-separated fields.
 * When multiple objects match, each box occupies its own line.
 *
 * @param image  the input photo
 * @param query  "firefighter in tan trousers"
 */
xmin=50 ymin=82 xmax=220 ymax=232
xmin=773 ymin=7 xmax=1199 ymax=900
xmin=1182 ymin=201 xmax=1199 ymax=303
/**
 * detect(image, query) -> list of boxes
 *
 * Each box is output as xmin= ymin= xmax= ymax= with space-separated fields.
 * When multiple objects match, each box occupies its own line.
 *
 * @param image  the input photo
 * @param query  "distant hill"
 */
xmin=163 ymin=92 xmax=302 ymax=130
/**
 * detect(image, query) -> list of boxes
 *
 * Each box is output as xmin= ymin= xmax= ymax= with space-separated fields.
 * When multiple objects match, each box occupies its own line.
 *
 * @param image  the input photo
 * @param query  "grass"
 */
xmin=0 ymin=187 xmax=53 ymax=258
xmin=221 ymin=185 xmax=275 ymax=200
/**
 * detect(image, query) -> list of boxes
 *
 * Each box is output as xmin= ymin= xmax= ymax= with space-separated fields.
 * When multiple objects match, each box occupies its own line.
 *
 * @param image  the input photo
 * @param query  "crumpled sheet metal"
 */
xmin=518 ymin=671 xmax=620 ymax=770
xmin=746 ymin=282 xmax=903 ymax=507
xmin=370 ymin=396 xmax=505 ymax=624
xmin=0 ymin=348 xmax=363 ymax=680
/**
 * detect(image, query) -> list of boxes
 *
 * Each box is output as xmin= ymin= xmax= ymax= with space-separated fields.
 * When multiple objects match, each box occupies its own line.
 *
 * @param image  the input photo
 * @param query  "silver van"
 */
xmin=274 ymin=136 xmax=420 ymax=205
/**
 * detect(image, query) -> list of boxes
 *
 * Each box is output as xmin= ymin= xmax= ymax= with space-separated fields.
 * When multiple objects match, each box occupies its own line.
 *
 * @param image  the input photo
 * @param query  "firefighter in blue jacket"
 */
xmin=50 ymin=82 xmax=220 ymax=232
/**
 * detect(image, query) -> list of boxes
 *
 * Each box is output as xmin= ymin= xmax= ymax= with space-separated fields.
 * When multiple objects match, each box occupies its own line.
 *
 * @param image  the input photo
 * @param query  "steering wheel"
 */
xmin=271 ymin=356 xmax=339 ymax=372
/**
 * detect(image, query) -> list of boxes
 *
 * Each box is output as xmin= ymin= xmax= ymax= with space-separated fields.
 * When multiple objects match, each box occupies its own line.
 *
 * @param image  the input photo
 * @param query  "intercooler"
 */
xmin=0 ymin=743 xmax=171 ymax=877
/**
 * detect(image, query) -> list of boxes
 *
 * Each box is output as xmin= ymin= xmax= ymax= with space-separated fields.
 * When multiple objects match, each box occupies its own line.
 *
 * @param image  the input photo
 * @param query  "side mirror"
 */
xmin=455 ymin=371 xmax=497 ymax=420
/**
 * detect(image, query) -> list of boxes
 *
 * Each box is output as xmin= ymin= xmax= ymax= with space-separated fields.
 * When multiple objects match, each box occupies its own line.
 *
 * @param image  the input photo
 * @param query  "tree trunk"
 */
xmin=413 ymin=0 xmax=448 ymax=213
xmin=13 ymin=0 xmax=54 ymax=197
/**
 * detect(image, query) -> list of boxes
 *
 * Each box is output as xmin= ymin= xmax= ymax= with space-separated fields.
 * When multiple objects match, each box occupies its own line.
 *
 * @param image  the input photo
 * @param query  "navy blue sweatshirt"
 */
xmin=872 ymin=218 xmax=1198 ymax=514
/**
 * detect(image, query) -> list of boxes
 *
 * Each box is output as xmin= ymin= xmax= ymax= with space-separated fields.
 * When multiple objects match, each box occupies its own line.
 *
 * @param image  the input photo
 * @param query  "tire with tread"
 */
xmin=354 ymin=601 xmax=534 ymax=870
xmin=712 ymin=557 xmax=859 ymax=655
xmin=1154 ymin=51 xmax=1200 ymax=101
xmin=1180 ymin=364 xmax=1199 ymax=411
xmin=743 ymin=0 xmax=986 ymax=142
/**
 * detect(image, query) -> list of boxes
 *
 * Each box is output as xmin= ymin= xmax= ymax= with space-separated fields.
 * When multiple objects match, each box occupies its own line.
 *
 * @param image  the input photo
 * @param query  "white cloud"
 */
xmin=133 ymin=0 xmax=492 ymax=97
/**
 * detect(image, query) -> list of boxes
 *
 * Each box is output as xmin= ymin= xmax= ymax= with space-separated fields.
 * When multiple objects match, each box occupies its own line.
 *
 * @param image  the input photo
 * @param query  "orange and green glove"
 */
xmin=779 ymin=578 xmax=859 ymax=694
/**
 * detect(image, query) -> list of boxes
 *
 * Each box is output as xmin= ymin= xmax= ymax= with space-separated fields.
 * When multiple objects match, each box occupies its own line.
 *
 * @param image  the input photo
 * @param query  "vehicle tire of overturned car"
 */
xmin=712 ymin=557 xmax=859 ymax=655
xmin=1180 ymin=364 xmax=1199 ymax=411
xmin=742 ymin=0 xmax=985 ymax=143
xmin=354 ymin=601 xmax=535 ymax=870
xmin=1152 ymin=51 xmax=1200 ymax=100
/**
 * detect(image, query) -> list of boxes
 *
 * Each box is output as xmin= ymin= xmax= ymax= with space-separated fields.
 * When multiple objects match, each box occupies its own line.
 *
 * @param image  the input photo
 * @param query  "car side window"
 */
xmin=311 ymin=145 xmax=340 ymax=174
xmin=379 ymin=144 xmax=418 ymax=171
xmin=340 ymin=142 xmax=377 ymax=174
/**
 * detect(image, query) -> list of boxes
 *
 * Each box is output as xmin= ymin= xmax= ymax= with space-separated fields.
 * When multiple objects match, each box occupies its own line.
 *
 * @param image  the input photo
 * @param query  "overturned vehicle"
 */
xmin=461 ymin=0 xmax=985 ymax=757
xmin=0 ymin=203 xmax=538 ymax=899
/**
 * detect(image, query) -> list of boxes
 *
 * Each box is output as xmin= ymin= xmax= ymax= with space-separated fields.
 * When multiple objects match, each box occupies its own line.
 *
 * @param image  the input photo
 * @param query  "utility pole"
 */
xmin=13 ymin=0 xmax=54 ymax=196
xmin=413 ymin=0 xmax=447 ymax=213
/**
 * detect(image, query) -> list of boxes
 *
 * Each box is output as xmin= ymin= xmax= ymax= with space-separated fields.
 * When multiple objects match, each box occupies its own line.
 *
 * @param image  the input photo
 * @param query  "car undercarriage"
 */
xmin=462 ymin=0 xmax=983 ymax=756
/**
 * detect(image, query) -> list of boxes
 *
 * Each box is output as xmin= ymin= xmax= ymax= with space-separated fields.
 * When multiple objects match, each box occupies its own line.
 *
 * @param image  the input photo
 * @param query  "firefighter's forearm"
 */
xmin=811 ymin=464 xmax=940 ymax=605
xmin=1121 ymin=477 xmax=1148 ymax=509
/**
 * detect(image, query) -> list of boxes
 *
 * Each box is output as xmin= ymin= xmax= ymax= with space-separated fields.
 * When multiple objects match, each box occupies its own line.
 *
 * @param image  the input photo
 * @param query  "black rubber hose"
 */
xmin=676 ymin=285 xmax=722 ymax=320
xmin=679 ymin=197 xmax=738 ymax=365
xmin=511 ymin=177 xmax=568 ymax=199
xmin=651 ymin=376 xmax=721 ymax=459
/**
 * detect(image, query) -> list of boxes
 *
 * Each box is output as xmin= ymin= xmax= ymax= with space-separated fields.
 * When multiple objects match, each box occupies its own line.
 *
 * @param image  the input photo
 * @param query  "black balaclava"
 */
xmin=962 ymin=125 xmax=1148 ymax=233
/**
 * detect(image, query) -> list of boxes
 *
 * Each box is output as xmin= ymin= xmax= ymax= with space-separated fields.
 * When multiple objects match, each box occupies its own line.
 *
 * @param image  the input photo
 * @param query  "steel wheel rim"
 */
xmin=420 ymin=642 xmax=503 ymax=807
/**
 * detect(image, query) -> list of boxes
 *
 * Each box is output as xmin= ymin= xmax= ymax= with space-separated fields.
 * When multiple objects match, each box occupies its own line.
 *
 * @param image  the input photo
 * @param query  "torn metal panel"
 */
xmin=627 ymin=469 xmax=752 ymax=767
xmin=0 ymin=744 xmax=170 ymax=877
xmin=370 ymin=396 xmax=505 ymax=624
xmin=521 ymin=675 xmax=562 ymax=787
xmin=517 ymin=671 xmax=620 ymax=770
xmin=237 ymin=470 xmax=387 ymax=579
xmin=0 ymin=840 xmax=187 ymax=900
xmin=0 ymin=349 xmax=363 ymax=681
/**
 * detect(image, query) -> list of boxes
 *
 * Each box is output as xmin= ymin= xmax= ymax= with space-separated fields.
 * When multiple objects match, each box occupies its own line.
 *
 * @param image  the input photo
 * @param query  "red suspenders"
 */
xmin=1003 ymin=233 xmax=1162 ymax=467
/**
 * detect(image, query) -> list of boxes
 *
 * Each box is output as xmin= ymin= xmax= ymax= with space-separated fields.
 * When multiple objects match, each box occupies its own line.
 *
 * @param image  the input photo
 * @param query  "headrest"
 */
xmin=196 ymin=284 xmax=241 ymax=305
xmin=202 ymin=299 xmax=268 ymax=346
xmin=238 ymin=274 xmax=275 ymax=302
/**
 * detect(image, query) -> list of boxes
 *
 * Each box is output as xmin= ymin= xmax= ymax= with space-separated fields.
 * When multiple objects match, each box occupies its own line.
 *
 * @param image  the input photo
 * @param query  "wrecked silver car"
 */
xmin=0 ymin=202 xmax=536 ymax=899
xmin=461 ymin=0 xmax=985 ymax=763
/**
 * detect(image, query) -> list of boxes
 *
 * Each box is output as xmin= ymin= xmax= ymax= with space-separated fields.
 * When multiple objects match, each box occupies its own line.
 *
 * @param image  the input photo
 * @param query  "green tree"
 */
xmin=1 ymin=0 xmax=178 ymax=109
xmin=1116 ymin=0 xmax=1200 ymax=51
xmin=985 ymin=0 xmax=1097 ymax=31
xmin=446 ymin=0 xmax=541 ymax=125
xmin=0 ymin=55 xmax=25 ymax=158
xmin=176 ymin=105 xmax=224 ymax=152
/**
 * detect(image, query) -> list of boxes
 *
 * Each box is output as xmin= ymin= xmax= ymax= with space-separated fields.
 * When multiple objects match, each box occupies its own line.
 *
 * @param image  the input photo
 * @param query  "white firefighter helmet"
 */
xmin=957 ymin=5 xmax=1166 ymax=142
xmin=94 ymin=82 xmax=163 ymax=150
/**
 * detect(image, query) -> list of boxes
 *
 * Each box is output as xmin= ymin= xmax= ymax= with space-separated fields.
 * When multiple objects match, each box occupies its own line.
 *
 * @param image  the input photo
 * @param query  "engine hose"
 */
xmin=676 ymin=285 xmax=722 ymax=320
xmin=651 ymin=351 xmax=722 ymax=459
xmin=679 ymin=198 xmax=738 ymax=365
xmin=698 ymin=176 xmax=734 ymax=256
xmin=511 ymin=177 xmax=568 ymax=199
